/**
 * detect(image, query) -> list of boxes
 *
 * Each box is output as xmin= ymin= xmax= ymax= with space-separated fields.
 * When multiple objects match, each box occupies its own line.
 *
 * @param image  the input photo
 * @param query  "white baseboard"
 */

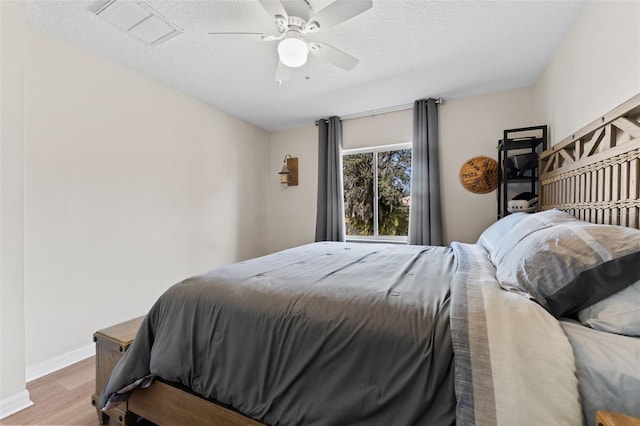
xmin=26 ymin=344 xmax=95 ymax=382
xmin=0 ymin=390 xmax=33 ymax=420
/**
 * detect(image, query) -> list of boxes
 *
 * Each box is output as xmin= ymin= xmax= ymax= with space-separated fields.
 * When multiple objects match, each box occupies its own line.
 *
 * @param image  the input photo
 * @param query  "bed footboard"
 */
xmin=128 ymin=381 xmax=264 ymax=426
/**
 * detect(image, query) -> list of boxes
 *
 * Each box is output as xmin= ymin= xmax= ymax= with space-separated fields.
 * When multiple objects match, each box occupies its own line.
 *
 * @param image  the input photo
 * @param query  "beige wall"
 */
xmin=343 ymin=109 xmax=413 ymax=150
xmin=267 ymin=125 xmax=318 ymax=253
xmin=266 ymin=1 xmax=640 ymax=249
xmin=266 ymin=87 xmax=538 ymax=248
xmin=266 ymin=109 xmax=415 ymax=253
xmin=22 ymin=26 xmax=269 ymax=372
xmin=440 ymin=87 xmax=539 ymax=243
xmin=0 ymin=0 xmax=32 ymax=417
xmin=534 ymin=0 xmax=640 ymax=145
xmin=4 ymin=0 xmax=638 ymax=416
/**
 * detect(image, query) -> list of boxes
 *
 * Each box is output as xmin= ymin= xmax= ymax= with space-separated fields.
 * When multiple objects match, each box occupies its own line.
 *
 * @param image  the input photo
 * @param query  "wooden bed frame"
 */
xmin=107 ymin=93 xmax=640 ymax=426
xmin=128 ymin=381 xmax=263 ymax=426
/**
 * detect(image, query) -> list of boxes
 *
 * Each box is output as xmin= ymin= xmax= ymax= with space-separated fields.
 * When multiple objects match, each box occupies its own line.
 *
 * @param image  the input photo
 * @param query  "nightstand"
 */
xmin=596 ymin=410 xmax=640 ymax=426
xmin=90 ymin=316 xmax=144 ymax=425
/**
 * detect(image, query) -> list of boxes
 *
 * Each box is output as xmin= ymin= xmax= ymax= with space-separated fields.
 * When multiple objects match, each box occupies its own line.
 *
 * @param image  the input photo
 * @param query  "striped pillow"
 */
xmin=490 ymin=209 xmax=580 ymax=266
xmin=496 ymin=222 xmax=640 ymax=317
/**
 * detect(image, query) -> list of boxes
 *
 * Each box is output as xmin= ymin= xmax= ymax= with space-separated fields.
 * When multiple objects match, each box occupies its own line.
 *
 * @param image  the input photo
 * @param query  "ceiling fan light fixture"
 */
xmin=277 ymin=33 xmax=308 ymax=68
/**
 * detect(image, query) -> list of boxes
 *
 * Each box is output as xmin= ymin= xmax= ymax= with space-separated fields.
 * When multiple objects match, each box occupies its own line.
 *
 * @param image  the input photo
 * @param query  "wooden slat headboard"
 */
xmin=539 ymin=93 xmax=640 ymax=229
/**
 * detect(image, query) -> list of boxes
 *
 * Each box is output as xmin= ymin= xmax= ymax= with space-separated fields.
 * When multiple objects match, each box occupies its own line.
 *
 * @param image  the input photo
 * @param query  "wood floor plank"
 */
xmin=56 ymin=359 xmax=95 ymax=391
xmin=0 ymin=357 xmax=117 ymax=426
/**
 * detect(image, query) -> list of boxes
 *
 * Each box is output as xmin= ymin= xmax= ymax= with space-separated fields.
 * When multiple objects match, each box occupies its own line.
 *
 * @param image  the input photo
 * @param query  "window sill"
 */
xmin=346 ymin=236 xmax=408 ymax=245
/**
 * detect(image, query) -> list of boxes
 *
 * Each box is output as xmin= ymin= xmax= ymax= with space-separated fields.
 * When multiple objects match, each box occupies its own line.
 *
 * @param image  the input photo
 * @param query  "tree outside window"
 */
xmin=343 ymin=146 xmax=411 ymax=240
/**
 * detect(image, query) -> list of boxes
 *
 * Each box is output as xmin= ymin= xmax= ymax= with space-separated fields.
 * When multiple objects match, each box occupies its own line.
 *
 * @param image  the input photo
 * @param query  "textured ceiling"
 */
xmin=26 ymin=0 xmax=585 ymax=131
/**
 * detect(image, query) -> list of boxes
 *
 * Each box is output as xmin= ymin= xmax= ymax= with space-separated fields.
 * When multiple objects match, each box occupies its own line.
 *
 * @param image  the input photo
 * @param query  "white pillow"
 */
xmin=577 ymin=280 xmax=640 ymax=337
xmin=476 ymin=213 xmax=528 ymax=256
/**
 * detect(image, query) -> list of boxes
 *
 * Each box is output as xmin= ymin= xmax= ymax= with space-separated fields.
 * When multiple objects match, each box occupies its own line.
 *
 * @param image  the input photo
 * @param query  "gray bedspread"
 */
xmin=100 ymin=242 xmax=456 ymax=425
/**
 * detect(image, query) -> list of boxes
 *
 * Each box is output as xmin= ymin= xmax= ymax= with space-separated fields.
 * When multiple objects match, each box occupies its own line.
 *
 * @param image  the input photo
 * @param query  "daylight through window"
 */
xmin=343 ymin=144 xmax=411 ymax=241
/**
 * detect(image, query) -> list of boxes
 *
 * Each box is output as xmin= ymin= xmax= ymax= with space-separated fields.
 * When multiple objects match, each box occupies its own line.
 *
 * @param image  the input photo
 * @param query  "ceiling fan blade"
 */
xmin=308 ymin=0 xmax=372 ymax=30
xmin=258 ymin=0 xmax=288 ymax=19
xmin=208 ymin=32 xmax=278 ymax=42
xmin=275 ymin=61 xmax=293 ymax=83
xmin=308 ymin=42 xmax=359 ymax=71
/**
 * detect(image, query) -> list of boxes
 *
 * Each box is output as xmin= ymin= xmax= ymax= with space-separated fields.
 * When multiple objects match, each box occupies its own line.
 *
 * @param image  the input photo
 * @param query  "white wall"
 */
xmin=0 ymin=0 xmax=32 ymax=418
xmin=22 ymin=26 xmax=269 ymax=370
xmin=534 ymin=1 xmax=640 ymax=145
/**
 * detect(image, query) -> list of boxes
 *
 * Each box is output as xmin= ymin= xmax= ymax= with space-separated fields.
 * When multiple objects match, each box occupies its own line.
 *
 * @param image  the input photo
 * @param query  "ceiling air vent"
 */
xmin=94 ymin=0 xmax=182 ymax=46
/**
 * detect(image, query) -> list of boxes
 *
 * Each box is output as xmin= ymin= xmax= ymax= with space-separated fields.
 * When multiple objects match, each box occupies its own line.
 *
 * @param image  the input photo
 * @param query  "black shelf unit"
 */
xmin=497 ymin=125 xmax=548 ymax=219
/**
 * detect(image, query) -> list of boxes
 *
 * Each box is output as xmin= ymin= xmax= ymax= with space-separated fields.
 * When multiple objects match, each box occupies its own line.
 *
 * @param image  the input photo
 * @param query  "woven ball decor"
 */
xmin=459 ymin=156 xmax=499 ymax=194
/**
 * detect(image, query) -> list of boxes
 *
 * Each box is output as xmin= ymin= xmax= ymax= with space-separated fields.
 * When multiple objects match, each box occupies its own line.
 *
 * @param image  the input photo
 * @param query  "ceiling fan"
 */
xmin=208 ymin=0 xmax=373 ymax=83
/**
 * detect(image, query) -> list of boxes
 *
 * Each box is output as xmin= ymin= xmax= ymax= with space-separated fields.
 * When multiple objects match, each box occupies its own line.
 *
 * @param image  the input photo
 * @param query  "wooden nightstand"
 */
xmin=90 ymin=316 xmax=144 ymax=425
xmin=596 ymin=410 xmax=640 ymax=426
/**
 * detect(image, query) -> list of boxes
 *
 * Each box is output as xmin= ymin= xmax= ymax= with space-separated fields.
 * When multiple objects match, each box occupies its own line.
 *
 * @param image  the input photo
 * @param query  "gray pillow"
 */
xmin=577 ymin=280 xmax=640 ymax=336
xmin=496 ymin=222 xmax=640 ymax=317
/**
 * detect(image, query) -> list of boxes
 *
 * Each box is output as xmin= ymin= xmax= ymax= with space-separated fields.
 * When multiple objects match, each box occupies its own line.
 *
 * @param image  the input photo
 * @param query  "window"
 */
xmin=343 ymin=144 xmax=411 ymax=242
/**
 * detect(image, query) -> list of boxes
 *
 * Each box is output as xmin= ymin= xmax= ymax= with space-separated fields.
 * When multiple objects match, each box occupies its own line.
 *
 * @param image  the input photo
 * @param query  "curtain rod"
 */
xmin=341 ymin=103 xmax=413 ymax=121
xmin=315 ymin=98 xmax=444 ymax=125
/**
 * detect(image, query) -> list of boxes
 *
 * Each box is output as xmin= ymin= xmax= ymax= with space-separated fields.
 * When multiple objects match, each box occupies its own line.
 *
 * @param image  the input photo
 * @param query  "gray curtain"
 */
xmin=315 ymin=116 xmax=345 ymax=242
xmin=409 ymin=99 xmax=443 ymax=245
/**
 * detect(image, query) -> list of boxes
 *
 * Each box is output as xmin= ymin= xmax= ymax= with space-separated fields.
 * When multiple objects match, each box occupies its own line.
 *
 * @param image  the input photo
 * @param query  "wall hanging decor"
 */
xmin=459 ymin=156 xmax=499 ymax=194
xmin=278 ymin=154 xmax=298 ymax=187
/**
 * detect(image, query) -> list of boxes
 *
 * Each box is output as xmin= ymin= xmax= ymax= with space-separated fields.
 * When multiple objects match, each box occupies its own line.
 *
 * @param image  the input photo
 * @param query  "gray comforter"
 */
xmin=100 ymin=242 xmax=456 ymax=425
xmin=100 ymin=241 xmax=584 ymax=426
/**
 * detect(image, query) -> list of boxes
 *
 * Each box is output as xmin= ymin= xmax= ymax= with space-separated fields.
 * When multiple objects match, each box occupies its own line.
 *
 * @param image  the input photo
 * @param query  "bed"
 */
xmin=98 ymin=92 xmax=640 ymax=426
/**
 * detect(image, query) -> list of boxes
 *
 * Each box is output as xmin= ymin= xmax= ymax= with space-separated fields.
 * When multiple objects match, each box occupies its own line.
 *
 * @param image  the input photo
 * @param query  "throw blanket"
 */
xmin=450 ymin=242 xmax=582 ymax=426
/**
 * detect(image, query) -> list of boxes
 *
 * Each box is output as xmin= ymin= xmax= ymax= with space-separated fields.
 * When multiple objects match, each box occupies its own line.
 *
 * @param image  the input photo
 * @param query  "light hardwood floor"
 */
xmin=0 ymin=357 xmax=115 ymax=426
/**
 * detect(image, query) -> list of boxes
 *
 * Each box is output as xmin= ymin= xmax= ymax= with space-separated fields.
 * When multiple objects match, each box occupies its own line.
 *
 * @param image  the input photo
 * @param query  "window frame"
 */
xmin=342 ymin=142 xmax=412 ymax=244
